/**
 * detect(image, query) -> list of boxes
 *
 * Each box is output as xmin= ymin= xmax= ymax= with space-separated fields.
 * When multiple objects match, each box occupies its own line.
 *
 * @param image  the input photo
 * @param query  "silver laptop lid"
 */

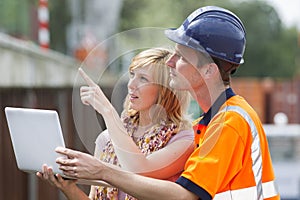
xmin=5 ymin=107 xmax=65 ymax=174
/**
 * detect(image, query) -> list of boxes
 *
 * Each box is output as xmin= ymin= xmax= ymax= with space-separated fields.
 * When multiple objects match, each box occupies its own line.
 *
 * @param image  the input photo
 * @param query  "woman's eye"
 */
xmin=129 ymin=71 xmax=134 ymax=78
xmin=140 ymin=76 xmax=148 ymax=82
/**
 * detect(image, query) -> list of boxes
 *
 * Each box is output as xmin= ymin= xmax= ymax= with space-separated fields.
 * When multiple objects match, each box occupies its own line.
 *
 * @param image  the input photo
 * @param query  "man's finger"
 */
xmin=56 ymin=157 xmax=77 ymax=167
xmin=79 ymin=68 xmax=96 ymax=87
xmin=55 ymin=147 xmax=77 ymax=158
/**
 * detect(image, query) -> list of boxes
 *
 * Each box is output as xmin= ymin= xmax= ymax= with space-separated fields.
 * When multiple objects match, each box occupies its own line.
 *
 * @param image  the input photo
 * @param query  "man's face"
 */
xmin=166 ymin=44 xmax=206 ymax=92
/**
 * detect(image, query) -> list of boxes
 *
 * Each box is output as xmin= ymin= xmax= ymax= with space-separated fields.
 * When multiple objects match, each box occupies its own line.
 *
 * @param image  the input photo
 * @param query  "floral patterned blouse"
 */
xmin=93 ymin=112 xmax=181 ymax=200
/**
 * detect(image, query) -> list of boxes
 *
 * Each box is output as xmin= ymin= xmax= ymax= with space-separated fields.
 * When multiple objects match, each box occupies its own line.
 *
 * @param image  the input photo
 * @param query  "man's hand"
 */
xmin=55 ymin=147 xmax=104 ymax=180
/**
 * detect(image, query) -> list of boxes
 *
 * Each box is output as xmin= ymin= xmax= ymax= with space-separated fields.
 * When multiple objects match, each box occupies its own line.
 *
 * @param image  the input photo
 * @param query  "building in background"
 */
xmin=0 ymin=1 xmax=299 ymax=199
xmin=67 ymin=0 xmax=122 ymax=64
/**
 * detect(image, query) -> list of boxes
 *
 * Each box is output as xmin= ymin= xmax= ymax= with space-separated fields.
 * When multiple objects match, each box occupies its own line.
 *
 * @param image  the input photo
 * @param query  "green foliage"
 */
xmin=120 ymin=0 xmax=241 ymax=31
xmin=0 ymin=0 xmax=298 ymax=77
xmin=0 ymin=0 xmax=71 ymax=53
xmin=120 ymin=0 xmax=205 ymax=30
xmin=120 ymin=0 xmax=299 ymax=78
xmin=0 ymin=0 xmax=30 ymax=38
xmin=231 ymin=1 xmax=299 ymax=78
xmin=48 ymin=0 xmax=71 ymax=53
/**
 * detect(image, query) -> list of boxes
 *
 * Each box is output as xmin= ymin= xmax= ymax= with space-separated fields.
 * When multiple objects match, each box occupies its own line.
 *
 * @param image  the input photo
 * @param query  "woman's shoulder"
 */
xmin=95 ymin=129 xmax=110 ymax=145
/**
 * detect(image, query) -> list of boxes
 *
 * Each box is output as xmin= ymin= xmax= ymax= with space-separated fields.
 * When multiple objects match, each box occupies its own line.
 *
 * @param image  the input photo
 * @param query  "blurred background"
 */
xmin=0 ymin=0 xmax=299 ymax=199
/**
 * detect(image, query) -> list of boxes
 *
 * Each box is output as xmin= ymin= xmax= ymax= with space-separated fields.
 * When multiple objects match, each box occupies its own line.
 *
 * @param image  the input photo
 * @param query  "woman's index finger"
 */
xmin=78 ymin=68 xmax=96 ymax=87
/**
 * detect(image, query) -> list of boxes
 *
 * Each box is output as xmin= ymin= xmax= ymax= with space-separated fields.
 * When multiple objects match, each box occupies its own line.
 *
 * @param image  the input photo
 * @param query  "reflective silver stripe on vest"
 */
xmin=213 ymin=181 xmax=278 ymax=200
xmin=218 ymin=105 xmax=263 ymax=199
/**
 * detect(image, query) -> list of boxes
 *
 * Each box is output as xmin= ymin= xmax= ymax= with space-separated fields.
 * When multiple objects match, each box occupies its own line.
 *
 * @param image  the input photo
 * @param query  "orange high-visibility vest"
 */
xmin=176 ymin=91 xmax=280 ymax=200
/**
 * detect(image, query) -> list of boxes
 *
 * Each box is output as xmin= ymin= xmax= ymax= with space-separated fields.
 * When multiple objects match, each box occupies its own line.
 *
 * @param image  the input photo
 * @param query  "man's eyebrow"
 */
xmin=174 ymin=48 xmax=182 ymax=57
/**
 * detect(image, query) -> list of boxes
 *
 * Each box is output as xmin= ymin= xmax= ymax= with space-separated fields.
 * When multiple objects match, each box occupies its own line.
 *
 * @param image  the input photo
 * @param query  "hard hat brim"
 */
xmin=164 ymin=28 xmax=185 ymax=47
xmin=165 ymin=28 xmax=208 ymax=55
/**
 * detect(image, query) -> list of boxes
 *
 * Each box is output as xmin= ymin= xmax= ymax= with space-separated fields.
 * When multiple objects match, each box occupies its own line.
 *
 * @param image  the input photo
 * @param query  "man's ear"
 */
xmin=205 ymin=63 xmax=219 ymax=76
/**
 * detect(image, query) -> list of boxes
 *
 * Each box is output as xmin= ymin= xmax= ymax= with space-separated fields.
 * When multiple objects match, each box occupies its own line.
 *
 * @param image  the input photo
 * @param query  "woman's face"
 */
xmin=127 ymin=64 xmax=160 ymax=112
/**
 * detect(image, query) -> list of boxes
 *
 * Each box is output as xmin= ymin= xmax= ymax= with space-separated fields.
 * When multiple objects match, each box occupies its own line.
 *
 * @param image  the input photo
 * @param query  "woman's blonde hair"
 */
xmin=123 ymin=47 xmax=191 ymax=130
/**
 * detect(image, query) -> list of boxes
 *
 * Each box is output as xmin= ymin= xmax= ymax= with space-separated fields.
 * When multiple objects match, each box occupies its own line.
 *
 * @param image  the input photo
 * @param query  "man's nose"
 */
xmin=166 ymin=54 xmax=176 ymax=68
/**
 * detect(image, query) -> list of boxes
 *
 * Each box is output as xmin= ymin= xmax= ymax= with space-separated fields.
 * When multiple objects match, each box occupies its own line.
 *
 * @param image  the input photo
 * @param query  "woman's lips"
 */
xmin=129 ymin=93 xmax=138 ymax=101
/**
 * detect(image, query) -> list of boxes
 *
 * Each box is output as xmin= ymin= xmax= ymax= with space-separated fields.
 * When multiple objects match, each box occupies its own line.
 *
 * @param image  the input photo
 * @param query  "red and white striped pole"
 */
xmin=38 ymin=0 xmax=50 ymax=49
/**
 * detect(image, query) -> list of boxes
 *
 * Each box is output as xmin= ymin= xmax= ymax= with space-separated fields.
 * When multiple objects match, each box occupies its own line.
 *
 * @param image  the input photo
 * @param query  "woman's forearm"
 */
xmin=102 ymin=106 xmax=141 ymax=153
xmin=102 ymin=108 xmax=194 ymax=178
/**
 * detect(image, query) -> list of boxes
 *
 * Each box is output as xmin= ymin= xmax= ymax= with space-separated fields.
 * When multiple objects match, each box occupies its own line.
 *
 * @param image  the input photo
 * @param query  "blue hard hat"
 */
xmin=165 ymin=6 xmax=246 ymax=65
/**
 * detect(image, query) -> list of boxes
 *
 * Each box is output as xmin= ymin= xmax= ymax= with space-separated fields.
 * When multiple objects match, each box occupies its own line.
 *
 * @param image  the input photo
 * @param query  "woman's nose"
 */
xmin=127 ymin=78 xmax=136 ymax=90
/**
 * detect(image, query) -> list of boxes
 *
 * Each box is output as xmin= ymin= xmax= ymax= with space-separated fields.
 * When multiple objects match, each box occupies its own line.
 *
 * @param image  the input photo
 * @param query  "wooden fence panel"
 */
xmin=0 ymin=88 xmax=91 ymax=200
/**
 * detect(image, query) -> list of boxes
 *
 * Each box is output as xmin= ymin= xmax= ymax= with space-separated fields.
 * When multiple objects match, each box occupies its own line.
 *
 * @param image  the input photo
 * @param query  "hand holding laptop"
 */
xmin=36 ymin=164 xmax=77 ymax=189
xmin=36 ymin=146 xmax=112 ymax=199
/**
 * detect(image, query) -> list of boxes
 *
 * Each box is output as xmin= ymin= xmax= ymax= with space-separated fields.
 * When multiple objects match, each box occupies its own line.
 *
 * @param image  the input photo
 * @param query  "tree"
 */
xmin=0 ymin=0 xmax=71 ymax=54
xmin=120 ymin=0 xmax=229 ymax=30
xmin=48 ymin=0 xmax=71 ymax=53
xmin=0 ymin=0 xmax=31 ymax=38
xmin=230 ymin=1 xmax=298 ymax=78
xmin=119 ymin=0 xmax=299 ymax=78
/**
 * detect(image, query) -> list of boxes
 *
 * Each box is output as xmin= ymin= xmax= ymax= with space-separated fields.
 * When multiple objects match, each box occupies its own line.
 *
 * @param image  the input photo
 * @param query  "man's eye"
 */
xmin=179 ymin=55 xmax=186 ymax=61
xmin=174 ymin=53 xmax=180 ymax=59
xmin=175 ymin=53 xmax=186 ymax=62
xmin=180 ymin=55 xmax=190 ymax=63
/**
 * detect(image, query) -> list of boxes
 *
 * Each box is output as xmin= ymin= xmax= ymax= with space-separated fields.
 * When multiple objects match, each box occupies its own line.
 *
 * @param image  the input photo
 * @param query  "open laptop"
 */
xmin=5 ymin=106 xmax=110 ymax=187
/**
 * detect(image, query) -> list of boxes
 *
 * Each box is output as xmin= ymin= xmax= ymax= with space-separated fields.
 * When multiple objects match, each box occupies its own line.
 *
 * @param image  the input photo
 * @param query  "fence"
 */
xmin=0 ymin=87 xmax=105 ymax=200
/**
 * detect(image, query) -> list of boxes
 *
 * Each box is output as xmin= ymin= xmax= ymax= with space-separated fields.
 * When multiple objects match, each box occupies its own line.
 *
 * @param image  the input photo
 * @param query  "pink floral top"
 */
xmin=93 ymin=112 xmax=181 ymax=200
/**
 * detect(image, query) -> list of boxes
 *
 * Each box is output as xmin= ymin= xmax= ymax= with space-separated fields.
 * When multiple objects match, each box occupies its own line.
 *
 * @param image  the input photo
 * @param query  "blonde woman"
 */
xmin=37 ymin=48 xmax=194 ymax=200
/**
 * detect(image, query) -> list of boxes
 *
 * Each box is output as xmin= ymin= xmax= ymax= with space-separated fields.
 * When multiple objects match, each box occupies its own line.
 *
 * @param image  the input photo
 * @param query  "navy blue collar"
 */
xmin=199 ymin=88 xmax=235 ymax=126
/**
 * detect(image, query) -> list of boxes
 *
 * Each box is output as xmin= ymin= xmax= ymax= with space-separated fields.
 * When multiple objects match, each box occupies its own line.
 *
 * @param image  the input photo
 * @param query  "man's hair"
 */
xmin=211 ymin=57 xmax=239 ymax=86
xmin=189 ymin=48 xmax=239 ymax=86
